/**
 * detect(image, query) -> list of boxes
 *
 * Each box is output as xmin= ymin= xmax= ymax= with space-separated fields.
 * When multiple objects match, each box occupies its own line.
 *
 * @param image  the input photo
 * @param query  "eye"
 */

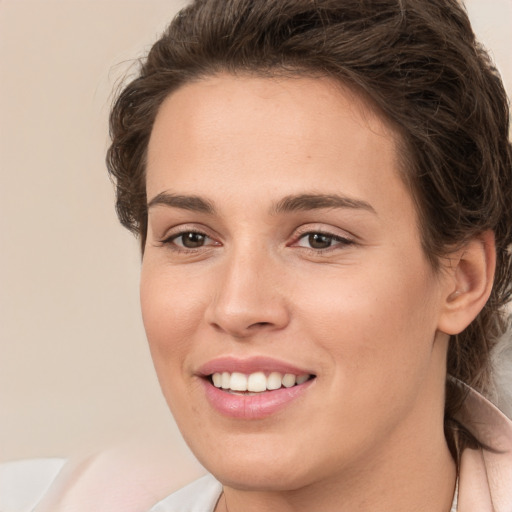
xmin=295 ymin=232 xmax=354 ymax=250
xmin=176 ymin=232 xmax=208 ymax=248
xmin=164 ymin=231 xmax=216 ymax=249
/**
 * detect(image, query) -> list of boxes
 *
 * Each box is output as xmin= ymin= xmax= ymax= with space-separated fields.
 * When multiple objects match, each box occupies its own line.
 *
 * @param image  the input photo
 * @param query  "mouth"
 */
xmin=198 ymin=357 xmax=316 ymax=418
xmin=208 ymin=371 xmax=315 ymax=395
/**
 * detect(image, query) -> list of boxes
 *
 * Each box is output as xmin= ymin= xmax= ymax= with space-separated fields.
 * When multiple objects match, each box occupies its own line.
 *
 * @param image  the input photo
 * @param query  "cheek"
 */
xmin=139 ymin=263 xmax=211 ymax=428
xmin=295 ymin=256 xmax=440 ymax=391
xmin=140 ymin=262 xmax=206 ymax=369
xmin=289 ymin=280 xmax=438 ymax=456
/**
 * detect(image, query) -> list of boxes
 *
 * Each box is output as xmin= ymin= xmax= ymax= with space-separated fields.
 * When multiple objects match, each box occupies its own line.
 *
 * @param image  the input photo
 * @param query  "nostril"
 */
xmin=250 ymin=321 xmax=271 ymax=328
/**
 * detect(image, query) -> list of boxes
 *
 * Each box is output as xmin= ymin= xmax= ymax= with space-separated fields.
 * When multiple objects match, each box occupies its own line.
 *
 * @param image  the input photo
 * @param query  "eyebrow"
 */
xmin=271 ymin=193 xmax=376 ymax=215
xmin=147 ymin=191 xmax=376 ymax=216
xmin=147 ymin=192 xmax=215 ymax=214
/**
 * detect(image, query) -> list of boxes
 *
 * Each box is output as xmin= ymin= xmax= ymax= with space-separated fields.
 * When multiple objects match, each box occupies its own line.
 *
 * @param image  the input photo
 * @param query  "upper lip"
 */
xmin=197 ymin=356 xmax=314 ymax=377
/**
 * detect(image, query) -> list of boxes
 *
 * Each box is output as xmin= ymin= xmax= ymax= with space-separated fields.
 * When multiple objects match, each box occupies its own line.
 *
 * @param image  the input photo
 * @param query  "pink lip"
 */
xmin=201 ymin=378 xmax=314 ymax=419
xmin=197 ymin=356 xmax=316 ymax=420
xmin=198 ymin=356 xmax=312 ymax=377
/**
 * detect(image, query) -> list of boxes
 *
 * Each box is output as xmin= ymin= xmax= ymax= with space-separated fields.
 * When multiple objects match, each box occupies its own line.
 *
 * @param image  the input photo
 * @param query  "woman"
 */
xmin=2 ymin=0 xmax=510 ymax=511
xmin=104 ymin=0 xmax=512 ymax=510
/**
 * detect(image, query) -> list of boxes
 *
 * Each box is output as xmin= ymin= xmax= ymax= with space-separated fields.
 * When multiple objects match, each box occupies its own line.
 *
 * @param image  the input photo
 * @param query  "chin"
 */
xmin=207 ymin=460 xmax=314 ymax=492
xmin=183 ymin=431 xmax=324 ymax=492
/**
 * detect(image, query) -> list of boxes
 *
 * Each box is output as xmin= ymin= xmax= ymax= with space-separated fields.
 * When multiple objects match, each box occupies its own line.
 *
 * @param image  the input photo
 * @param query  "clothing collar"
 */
xmin=455 ymin=382 xmax=512 ymax=512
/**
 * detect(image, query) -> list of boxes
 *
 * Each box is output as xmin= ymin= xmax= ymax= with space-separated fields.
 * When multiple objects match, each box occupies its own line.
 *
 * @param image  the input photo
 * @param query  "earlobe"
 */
xmin=437 ymin=230 xmax=496 ymax=336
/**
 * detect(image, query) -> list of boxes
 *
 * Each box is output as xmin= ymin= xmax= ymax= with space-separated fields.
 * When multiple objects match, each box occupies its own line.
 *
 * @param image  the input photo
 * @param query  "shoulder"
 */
xmin=0 ymin=458 xmax=66 ymax=512
xmin=456 ymin=382 xmax=512 ymax=512
xmin=0 ymin=445 xmax=205 ymax=512
xmin=149 ymin=474 xmax=222 ymax=512
xmin=457 ymin=382 xmax=512 ymax=453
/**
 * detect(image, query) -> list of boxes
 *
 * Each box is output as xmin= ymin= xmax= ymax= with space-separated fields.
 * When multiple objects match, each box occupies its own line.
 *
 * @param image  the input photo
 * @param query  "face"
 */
xmin=141 ymin=74 xmax=452 ymax=491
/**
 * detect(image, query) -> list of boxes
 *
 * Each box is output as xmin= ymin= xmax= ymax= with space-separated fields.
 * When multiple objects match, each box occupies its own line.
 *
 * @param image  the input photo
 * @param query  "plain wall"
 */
xmin=1 ymin=0 xmax=511 ymax=464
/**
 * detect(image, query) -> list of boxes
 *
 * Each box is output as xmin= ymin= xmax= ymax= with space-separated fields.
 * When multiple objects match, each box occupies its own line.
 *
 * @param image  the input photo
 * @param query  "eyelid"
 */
xmin=158 ymin=224 xmax=221 ymax=250
xmin=166 ymin=231 xmax=213 ymax=246
xmin=289 ymin=224 xmax=356 ymax=250
xmin=158 ymin=222 xmax=215 ymax=240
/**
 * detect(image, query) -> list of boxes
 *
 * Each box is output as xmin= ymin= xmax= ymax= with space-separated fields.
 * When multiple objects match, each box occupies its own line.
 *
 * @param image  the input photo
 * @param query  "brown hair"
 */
xmin=107 ymin=0 xmax=512 ymax=454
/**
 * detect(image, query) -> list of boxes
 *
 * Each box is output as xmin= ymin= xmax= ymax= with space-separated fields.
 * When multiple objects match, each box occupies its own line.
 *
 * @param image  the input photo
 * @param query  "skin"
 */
xmin=141 ymin=74 xmax=459 ymax=511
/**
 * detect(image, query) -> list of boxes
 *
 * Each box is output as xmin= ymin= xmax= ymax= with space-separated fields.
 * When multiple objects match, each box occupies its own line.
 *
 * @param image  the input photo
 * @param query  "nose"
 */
xmin=205 ymin=248 xmax=290 ymax=338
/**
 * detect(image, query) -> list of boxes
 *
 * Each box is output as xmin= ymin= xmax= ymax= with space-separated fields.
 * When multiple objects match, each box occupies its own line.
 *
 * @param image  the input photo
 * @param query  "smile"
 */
xmin=198 ymin=357 xmax=316 ymax=418
xmin=210 ymin=371 xmax=311 ymax=393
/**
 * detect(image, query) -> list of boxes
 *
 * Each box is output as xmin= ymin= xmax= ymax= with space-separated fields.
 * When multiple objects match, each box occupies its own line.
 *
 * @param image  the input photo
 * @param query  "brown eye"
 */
xmin=162 ymin=229 xmax=220 ymax=252
xmin=293 ymin=231 xmax=354 ymax=251
xmin=175 ymin=232 xmax=208 ymax=248
xmin=308 ymin=233 xmax=334 ymax=249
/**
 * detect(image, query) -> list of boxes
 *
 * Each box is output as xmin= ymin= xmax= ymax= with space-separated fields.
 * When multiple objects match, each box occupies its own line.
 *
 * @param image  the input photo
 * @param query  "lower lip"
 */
xmin=202 ymin=378 xmax=314 ymax=419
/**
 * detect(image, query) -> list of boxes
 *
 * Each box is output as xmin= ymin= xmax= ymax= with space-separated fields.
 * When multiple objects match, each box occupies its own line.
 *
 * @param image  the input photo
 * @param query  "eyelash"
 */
xmin=160 ymin=228 xmax=354 ymax=254
xmin=291 ymin=230 xmax=355 ymax=252
xmin=160 ymin=230 xmax=218 ymax=253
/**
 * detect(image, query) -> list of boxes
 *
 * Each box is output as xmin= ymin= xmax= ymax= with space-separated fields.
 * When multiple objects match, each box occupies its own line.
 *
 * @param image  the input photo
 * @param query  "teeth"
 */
xmin=212 ymin=373 xmax=222 ymax=387
xmin=267 ymin=371 xmax=283 ymax=390
xmin=230 ymin=372 xmax=247 ymax=391
xmin=282 ymin=373 xmax=296 ymax=388
xmin=211 ymin=371 xmax=311 ymax=392
xmin=296 ymin=374 xmax=309 ymax=385
xmin=247 ymin=372 xmax=267 ymax=392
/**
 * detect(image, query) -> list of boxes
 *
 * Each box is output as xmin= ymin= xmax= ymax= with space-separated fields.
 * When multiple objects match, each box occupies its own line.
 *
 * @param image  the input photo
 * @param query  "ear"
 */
xmin=437 ymin=230 xmax=496 ymax=336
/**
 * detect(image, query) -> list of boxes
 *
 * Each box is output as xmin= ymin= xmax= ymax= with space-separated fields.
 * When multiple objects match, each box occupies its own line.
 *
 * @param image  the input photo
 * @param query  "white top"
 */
xmin=0 ymin=458 xmax=66 ymax=512
xmin=148 ymin=474 xmax=222 ymax=512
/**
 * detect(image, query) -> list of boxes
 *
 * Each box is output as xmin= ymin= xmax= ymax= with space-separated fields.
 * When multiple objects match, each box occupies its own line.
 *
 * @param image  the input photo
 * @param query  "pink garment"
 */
xmin=456 ymin=385 xmax=512 ymax=511
xmin=31 ymin=443 xmax=205 ymax=512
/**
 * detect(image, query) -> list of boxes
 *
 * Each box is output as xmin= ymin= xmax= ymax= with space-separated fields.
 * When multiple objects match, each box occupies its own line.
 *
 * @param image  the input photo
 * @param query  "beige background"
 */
xmin=1 ymin=0 xmax=511 ymax=465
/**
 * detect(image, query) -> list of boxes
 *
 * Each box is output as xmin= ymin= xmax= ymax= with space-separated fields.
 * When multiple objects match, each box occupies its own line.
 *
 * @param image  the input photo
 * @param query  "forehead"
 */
xmin=146 ymin=73 xmax=409 ymax=218
xmin=148 ymin=73 xmax=397 ymax=156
